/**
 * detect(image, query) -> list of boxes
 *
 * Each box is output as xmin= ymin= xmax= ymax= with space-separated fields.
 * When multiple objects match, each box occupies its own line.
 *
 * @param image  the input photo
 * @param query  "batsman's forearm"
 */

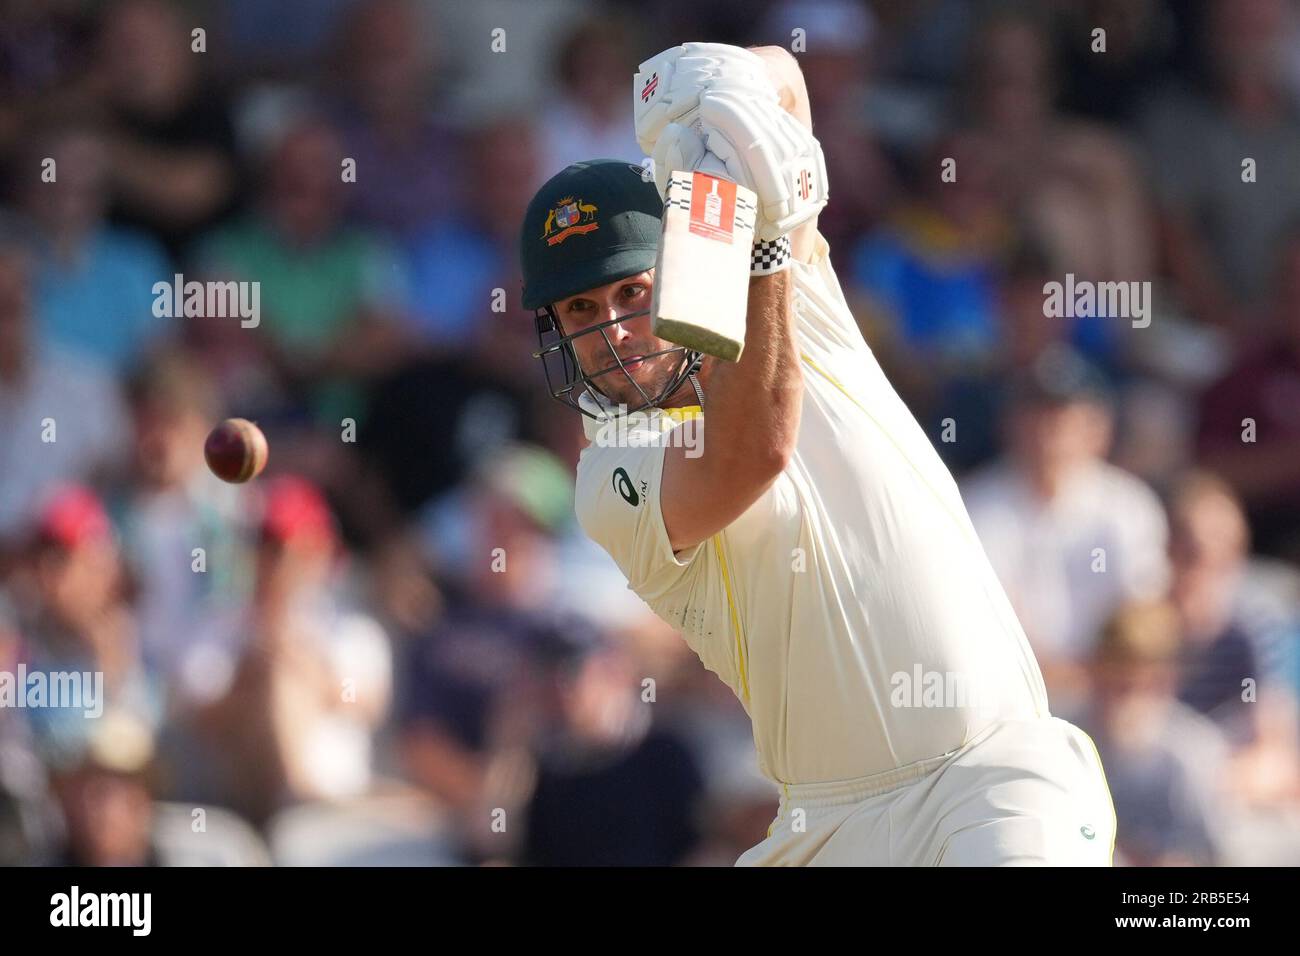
xmin=705 ymin=270 xmax=803 ymax=473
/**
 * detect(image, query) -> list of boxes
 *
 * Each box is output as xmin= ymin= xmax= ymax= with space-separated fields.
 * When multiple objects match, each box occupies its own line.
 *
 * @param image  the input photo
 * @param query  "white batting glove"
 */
xmin=649 ymin=121 xmax=709 ymax=200
xmin=634 ymin=42 xmax=776 ymax=156
xmin=650 ymin=121 xmax=801 ymax=276
xmin=695 ymin=87 xmax=828 ymax=241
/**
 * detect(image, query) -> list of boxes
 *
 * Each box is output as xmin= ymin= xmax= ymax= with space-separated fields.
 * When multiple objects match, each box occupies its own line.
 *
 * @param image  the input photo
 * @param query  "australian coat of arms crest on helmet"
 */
xmin=542 ymin=195 xmax=599 ymax=245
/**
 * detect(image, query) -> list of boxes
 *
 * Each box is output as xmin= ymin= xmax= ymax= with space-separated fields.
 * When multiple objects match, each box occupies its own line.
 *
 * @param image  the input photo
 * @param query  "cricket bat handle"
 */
xmin=652 ymin=159 xmax=757 ymax=364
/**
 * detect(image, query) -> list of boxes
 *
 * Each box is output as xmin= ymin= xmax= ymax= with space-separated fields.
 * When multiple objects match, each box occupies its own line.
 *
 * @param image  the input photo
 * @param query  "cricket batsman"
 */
xmin=518 ymin=43 xmax=1116 ymax=865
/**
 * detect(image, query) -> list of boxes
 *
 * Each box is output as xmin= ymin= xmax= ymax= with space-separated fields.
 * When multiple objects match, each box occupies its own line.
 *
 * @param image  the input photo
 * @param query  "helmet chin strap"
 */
xmin=683 ymin=351 xmax=706 ymax=409
xmin=688 ymin=370 xmax=706 ymax=409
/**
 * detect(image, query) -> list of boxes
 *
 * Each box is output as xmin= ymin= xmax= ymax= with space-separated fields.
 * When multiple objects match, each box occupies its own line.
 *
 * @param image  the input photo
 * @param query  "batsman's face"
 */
xmin=554 ymin=270 xmax=684 ymax=407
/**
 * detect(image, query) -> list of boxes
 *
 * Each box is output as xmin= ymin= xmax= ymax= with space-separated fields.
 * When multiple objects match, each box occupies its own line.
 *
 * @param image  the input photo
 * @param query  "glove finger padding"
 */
xmin=636 ymin=63 xmax=776 ymax=155
xmin=696 ymin=88 xmax=828 ymax=241
xmin=634 ymin=44 xmax=776 ymax=156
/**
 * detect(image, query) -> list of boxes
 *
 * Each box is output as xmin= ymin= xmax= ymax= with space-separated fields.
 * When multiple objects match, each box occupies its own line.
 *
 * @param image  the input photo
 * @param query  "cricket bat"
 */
xmin=651 ymin=155 xmax=757 ymax=363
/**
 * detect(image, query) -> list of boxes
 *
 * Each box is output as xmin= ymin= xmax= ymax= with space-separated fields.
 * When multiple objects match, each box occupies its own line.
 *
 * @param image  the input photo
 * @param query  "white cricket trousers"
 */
xmin=736 ymin=716 xmax=1116 ymax=866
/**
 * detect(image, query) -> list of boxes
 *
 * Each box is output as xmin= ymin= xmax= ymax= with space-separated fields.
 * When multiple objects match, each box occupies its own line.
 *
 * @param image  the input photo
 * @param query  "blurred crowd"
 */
xmin=0 ymin=0 xmax=1298 ymax=866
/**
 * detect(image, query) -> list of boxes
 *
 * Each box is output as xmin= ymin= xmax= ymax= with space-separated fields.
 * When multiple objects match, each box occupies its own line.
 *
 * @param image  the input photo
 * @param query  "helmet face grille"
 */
xmin=533 ymin=306 xmax=701 ymax=420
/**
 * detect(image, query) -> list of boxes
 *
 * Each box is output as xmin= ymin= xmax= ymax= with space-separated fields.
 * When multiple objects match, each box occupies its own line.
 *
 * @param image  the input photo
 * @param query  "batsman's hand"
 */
xmin=699 ymin=87 xmax=828 ymax=241
xmin=651 ymin=88 xmax=828 ymax=242
xmin=634 ymin=42 xmax=775 ymax=156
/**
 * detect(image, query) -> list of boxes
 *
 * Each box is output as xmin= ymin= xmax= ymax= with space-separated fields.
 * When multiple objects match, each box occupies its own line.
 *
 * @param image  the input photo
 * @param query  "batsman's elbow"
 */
xmin=764 ymin=413 xmax=802 ymax=479
xmin=769 ymin=364 xmax=805 ymax=466
xmin=722 ymin=395 xmax=802 ymax=485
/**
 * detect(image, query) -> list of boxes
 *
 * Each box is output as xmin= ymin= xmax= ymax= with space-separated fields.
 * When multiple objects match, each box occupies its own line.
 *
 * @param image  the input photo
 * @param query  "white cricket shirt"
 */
xmin=574 ymin=232 xmax=1049 ymax=786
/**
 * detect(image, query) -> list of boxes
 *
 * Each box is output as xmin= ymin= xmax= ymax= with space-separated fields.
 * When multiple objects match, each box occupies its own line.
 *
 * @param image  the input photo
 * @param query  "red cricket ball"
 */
xmin=204 ymin=418 xmax=269 ymax=484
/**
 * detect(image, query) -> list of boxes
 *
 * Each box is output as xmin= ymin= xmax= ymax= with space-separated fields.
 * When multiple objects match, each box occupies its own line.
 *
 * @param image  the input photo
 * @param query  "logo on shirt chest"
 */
xmin=612 ymin=468 xmax=640 ymax=506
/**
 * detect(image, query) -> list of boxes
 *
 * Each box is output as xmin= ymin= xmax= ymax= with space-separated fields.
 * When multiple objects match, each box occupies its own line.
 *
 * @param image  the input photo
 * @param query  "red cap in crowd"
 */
xmin=258 ymin=475 xmax=336 ymax=547
xmin=34 ymin=484 xmax=112 ymax=550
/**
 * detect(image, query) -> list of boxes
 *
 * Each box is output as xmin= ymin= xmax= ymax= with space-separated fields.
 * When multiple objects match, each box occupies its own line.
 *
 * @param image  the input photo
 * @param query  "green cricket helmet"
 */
xmin=519 ymin=158 xmax=701 ymax=418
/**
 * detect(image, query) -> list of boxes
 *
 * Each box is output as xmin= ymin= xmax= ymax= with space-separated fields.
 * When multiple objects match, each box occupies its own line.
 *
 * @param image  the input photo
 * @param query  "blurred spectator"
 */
xmin=1076 ymin=601 xmax=1233 ymax=866
xmin=18 ymin=123 xmax=174 ymax=373
xmin=418 ymin=443 xmax=575 ymax=608
xmin=678 ymin=707 xmax=775 ymax=866
xmin=1167 ymin=472 xmax=1267 ymax=743
xmin=171 ymin=265 xmax=290 ymax=426
xmin=924 ymin=235 xmax=1076 ymax=473
xmin=538 ymin=14 xmax=646 ymax=175
xmin=329 ymin=0 xmax=458 ymax=238
xmin=1108 ymin=368 xmax=1208 ymax=493
xmin=0 ymin=745 xmax=47 ymax=864
xmin=1140 ymin=0 xmax=1300 ymax=328
xmin=522 ymin=634 xmax=704 ymax=866
xmin=0 ymin=0 xmax=97 ymax=158
xmin=852 ymin=130 xmax=1003 ymax=374
xmin=263 ymin=788 xmax=454 ymax=865
xmin=1166 ymin=472 xmax=1300 ymax=809
xmin=361 ymin=353 xmax=543 ymax=524
xmin=1054 ymin=0 xmax=1178 ymax=124
xmin=6 ymin=485 xmax=160 ymax=767
xmin=0 ymin=590 xmax=58 ymax=864
xmin=0 ymin=240 xmax=128 ymax=558
xmin=397 ymin=445 xmax=575 ymax=856
xmin=398 ymin=605 xmax=545 ymax=863
xmin=172 ymin=476 xmax=391 ymax=826
xmin=217 ymin=0 xmax=357 ymax=81
xmin=964 ymin=9 xmax=1155 ymax=285
xmin=359 ymin=114 xmax=551 ymax=548
xmin=758 ymin=0 xmax=896 ymax=253
xmin=403 ymin=117 xmax=542 ymax=354
xmin=963 ymin=346 xmax=1170 ymax=702
xmin=195 ymin=114 xmax=413 ymax=426
xmin=94 ymin=0 xmax=240 ymax=259
xmin=868 ymin=0 xmax=977 ymax=96
xmin=45 ymin=710 xmax=162 ymax=865
xmin=850 ymin=129 xmax=1010 ymax=399
xmin=115 ymin=349 xmax=251 ymax=678
xmin=42 ymin=706 xmax=271 ymax=866
xmin=1196 ymin=224 xmax=1300 ymax=563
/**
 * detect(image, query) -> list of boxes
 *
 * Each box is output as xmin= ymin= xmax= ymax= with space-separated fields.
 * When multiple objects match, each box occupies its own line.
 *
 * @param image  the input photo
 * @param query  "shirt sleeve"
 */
xmin=573 ymin=435 xmax=756 ymax=699
xmin=574 ymin=440 xmax=705 ymax=601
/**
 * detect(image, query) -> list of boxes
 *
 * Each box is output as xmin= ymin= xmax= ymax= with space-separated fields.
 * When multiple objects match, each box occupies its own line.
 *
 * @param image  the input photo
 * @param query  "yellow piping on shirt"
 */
xmin=712 ymin=533 xmax=751 ymax=709
xmin=662 ymin=404 xmax=702 ymax=424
